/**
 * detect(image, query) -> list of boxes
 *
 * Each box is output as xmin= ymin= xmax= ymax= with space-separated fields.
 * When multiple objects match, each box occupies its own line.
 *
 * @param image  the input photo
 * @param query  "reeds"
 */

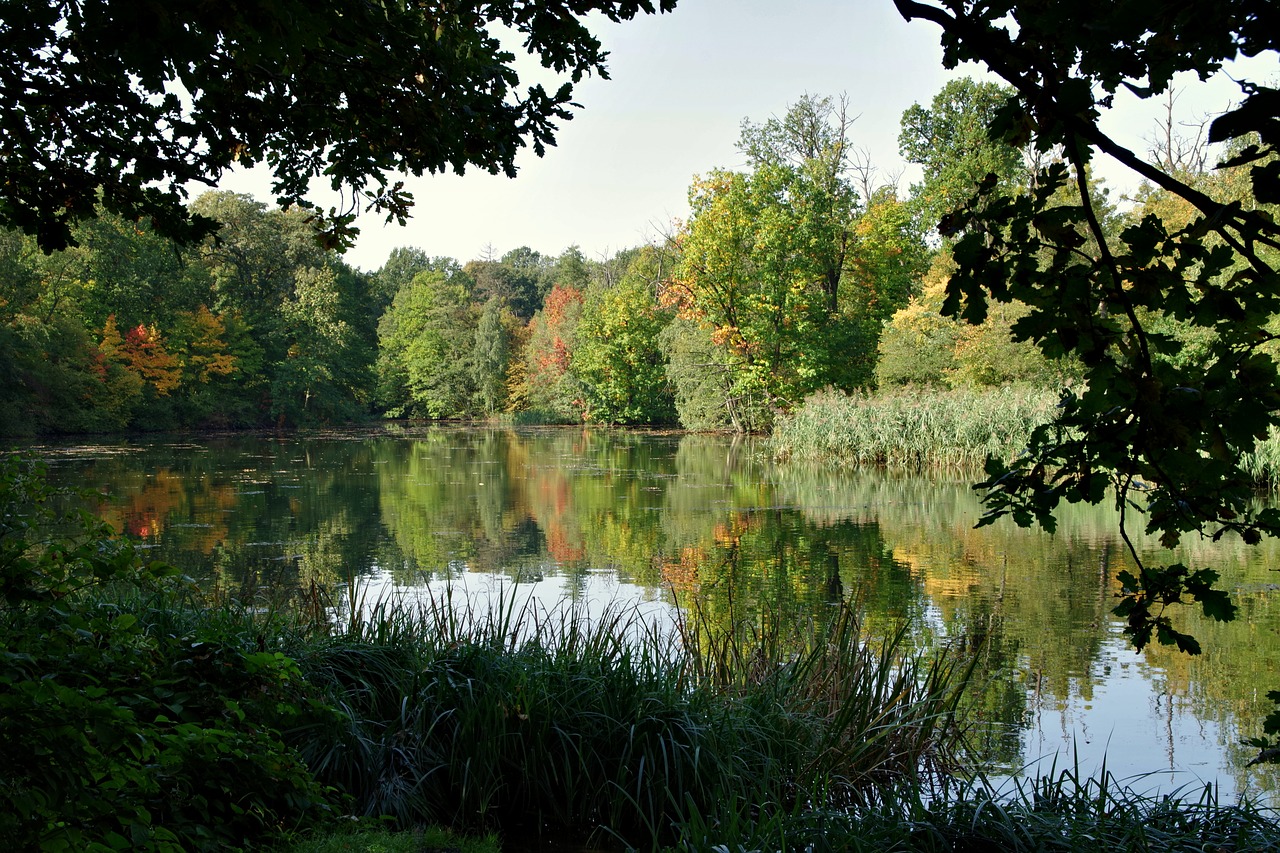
xmin=772 ymin=385 xmax=1059 ymax=470
xmin=282 ymin=585 xmax=967 ymax=848
xmin=668 ymin=765 xmax=1280 ymax=852
xmin=1240 ymin=427 xmax=1280 ymax=489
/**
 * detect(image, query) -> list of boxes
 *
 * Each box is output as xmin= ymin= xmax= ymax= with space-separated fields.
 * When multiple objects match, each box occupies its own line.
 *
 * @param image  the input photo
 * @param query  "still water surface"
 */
xmin=31 ymin=425 xmax=1280 ymax=801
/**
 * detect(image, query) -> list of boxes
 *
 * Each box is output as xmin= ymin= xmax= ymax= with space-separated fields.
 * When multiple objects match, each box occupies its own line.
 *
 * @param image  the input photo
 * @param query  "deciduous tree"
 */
xmin=573 ymin=249 xmax=676 ymax=424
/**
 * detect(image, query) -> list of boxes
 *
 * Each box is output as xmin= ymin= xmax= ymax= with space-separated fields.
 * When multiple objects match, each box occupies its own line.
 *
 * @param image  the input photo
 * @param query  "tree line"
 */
xmin=0 ymin=78 xmax=1256 ymax=438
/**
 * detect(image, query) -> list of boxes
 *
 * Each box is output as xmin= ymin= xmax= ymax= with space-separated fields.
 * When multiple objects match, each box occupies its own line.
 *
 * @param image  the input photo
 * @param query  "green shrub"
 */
xmin=0 ymin=456 xmax=338 ymax=850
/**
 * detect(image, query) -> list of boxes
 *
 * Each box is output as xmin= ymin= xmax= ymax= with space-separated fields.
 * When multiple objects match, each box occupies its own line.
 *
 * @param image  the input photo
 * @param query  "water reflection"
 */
xmin=31 ymin=425 xmax=1280 ymax=800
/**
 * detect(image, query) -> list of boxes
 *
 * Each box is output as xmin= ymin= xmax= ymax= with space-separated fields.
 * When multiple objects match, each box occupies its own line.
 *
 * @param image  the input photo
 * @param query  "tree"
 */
xmin=899 ymin=78 xmax=1028 ymax=231
xmin=739 ymin=94 xmax=861 ymax=313
xmin=572 ymin=248 xmax=676 ymax=425
xmin=188 ymin=191 xmax=378 ymax=425
xmin=522 ymin=283 xmax=585 ymax=420
xmin=464 ymin=248 xmax=546 ymax=321
xmin=671 ymin=96 xmax=923 ymax=425
xmin=377 ymin=270 xmax=477 ymax=418
xmin=272 ymin=265 xmax=370 ymax=424
xmin=471 ymin=297 xmax=511 ymax=417
xmin=371 ymin=248 xmax=447 ymax=309
xmin=892 ymin=0 xmax=1280 ymax=752
xmin=1 ymin=0 xmax=677 ymax=253
xmin=553 ymin=246 xmax=592 ymax=294
xmin=659 ymin=318 xmax=758 ymax=431
xmin=672 ymin=167 xmax=840 ymax=417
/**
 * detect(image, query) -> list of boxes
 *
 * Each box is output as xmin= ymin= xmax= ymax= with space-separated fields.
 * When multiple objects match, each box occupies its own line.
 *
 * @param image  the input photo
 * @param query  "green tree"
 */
xmin=876 ymin=252 xmax=1078 ymax=389
xmin=370 ymin=248 xmax=456 ymax=311
xmin=378 ymin=270 xmax=478 ymax=418
xmin=465 ymin=248 xmax=545 ymax=322
xmin=893 ymin=0 xmax=1280 ymax=753
xmin=738 ymin=94 xmax=861 ymax=314
xmin=572 ymin=249 xmax=676 ymax=424
xmin=553 ymin=245 xmax=592 ymax=294
xmin=272 ymin=265 xmax=372 ymax=424
xmin=899 ymin=77 xmax=1028 ymax=232
xmin=658 ymin=318 xmax=760 ymax=431
xmin=672 ymin=167 xmax=846 ymax=420
xmin=191 ymin=191 xmax=377 ymax=425
xmin=1 ymin=0 xmax=677 ymax=252
xmin=471 ymin=297 xmax=511 ymax=417
xmin=875 ymin=256 xmax=964 ymax=386
xmin=671 ymin=96 xmax=921 ymax=424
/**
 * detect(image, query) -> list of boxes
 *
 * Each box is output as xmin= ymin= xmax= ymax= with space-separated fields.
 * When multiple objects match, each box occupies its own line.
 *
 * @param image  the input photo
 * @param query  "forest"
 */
xmin=1 ymin=79 xmax=1184 ymax=439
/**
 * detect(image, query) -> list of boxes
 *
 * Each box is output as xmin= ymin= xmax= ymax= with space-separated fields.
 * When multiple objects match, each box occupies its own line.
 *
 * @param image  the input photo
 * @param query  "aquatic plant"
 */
xmin=772 ymin=385 xmax=1059 ymax=470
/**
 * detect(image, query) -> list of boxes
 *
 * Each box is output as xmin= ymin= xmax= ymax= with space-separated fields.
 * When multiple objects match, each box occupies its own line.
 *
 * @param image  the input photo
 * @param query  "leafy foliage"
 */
xmin=0 ymin=456 xmax=337 ymax=849
xmin=572 ymin=249 xmax=677 ymax=424
xmin=377 ymin=270 xmax=478 ymax=419
xmin=0 ymin=0 xmax=677 ymax=251
xmin=671 ymin=96 xmax=927 ymax=429
xmin=521 ymin=283 xmax=586 ymax=421
xmin=899 ymin=77 xmax=1028 ymax=231
xmin=892 ymin=0 xmax=1280 ymax=756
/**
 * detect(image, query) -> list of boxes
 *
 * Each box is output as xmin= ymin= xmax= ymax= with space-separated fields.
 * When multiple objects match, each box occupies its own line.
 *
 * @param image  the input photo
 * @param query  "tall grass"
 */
xmin=670 ymin=766 xmax=1280 ymax=852
xmin=1241 ymin=427 xmax=1280 ymax=489
xmin=278 ymin=585 xmax=968 ymax=848
xmin=772 ymin=385 xmax=1059 ymax=470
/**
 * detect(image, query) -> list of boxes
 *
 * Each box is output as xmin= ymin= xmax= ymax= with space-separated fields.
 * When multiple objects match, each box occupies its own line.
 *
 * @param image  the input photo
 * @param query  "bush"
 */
xmin=0 ymin=456 xmax=338 ymax=850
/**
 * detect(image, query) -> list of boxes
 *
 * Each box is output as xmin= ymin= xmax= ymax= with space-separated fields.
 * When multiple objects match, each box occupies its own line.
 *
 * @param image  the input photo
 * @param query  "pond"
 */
xmin=28 ymin=425 xmax=1280 ymax=801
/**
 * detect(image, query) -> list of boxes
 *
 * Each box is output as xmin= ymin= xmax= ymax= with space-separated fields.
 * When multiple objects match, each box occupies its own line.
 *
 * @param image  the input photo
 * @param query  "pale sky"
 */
xmin=212 ymin=0 xmax=1278 ymax=273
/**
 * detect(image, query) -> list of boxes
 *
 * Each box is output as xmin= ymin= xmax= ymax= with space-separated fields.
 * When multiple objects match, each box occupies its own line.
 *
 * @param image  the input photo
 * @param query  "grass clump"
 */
xmin=772 ymin=385 xmax=1059 ymax=470
xmin=670 ymin=769 xmax=1280 ymax=852
xmin=284 ymin=587 xmax=968 ymax=848
xmin=1241 ymin=427 xmax=1280 ymax=489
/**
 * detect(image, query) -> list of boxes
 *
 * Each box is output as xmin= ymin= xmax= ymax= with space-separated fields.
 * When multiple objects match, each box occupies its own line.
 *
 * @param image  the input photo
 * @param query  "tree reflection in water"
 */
xmin=36 ymin=426 xmax=1280 ymax=800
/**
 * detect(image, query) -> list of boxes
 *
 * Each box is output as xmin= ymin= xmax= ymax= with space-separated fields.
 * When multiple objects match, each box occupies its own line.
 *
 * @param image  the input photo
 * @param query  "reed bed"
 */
xmin=772 ymin=385 xmax=1059 ymax=470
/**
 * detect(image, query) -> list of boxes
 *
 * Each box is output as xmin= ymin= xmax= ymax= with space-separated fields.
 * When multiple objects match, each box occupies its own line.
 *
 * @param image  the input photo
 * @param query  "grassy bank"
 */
xmin=771 ymin=385 xmax=1059 ymax=470
xmin=146 ymin=585 xmax=967 ymax=848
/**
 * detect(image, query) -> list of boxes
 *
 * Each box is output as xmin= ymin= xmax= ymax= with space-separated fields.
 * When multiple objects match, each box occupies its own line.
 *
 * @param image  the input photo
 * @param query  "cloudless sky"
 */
xmin=213 ymin=0 xmax=1278 ymax=272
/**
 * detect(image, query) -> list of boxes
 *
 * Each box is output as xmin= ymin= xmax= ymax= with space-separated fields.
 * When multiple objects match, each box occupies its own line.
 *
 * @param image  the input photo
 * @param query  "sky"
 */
xmin=212 ymin=0 xmax=1279 ymax=273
